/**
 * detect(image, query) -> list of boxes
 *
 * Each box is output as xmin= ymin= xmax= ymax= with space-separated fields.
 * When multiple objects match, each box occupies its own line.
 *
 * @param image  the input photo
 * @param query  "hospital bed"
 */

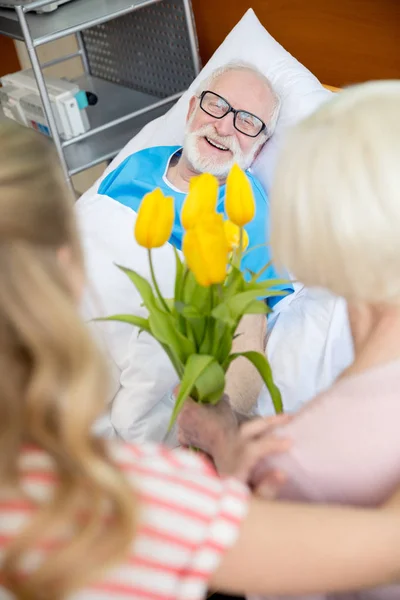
xmin=77 ymin=9 xmax=354 ymax=444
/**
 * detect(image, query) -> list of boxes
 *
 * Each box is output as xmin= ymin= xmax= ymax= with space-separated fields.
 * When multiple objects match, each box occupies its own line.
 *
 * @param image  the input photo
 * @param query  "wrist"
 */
xmin=212 ymin=420 xmax=239 ymax=475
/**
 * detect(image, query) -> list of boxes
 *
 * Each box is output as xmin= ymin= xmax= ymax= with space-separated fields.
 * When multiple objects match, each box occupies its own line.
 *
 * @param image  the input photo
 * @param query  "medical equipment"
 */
xmin=0 ymin=69 xmax=91 ymax=140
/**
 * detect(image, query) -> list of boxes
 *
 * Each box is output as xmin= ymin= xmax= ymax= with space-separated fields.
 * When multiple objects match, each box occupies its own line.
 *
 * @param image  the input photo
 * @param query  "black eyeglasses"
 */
xmin=199 ymin=90 xmax=266 ymax=138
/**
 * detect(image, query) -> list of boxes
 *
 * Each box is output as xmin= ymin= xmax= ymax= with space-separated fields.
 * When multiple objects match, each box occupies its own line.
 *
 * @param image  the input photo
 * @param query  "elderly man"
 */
xmin=96 ymin=62 xmax=291 ymax=413
xmin=82 ymin=62 xmax=294 ymax=444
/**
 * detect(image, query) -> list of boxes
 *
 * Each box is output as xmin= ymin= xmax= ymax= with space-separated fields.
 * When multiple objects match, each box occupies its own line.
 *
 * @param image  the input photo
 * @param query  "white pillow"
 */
xmin=77 ymin=9 xmax=334 ymax=444
xmin=80 ymin=8 xmax=332 ymax=203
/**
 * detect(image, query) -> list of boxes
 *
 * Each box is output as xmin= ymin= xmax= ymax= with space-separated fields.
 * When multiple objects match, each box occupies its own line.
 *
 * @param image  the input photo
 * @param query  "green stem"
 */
xmin=209 ymin=285 xmax=216 ymax=352
xmin=232 ymin=228 xmax=244 ymax=270
xmin=250 ymin=260 xmax=273 ymax=282
xmin=186 ymin=321 xmax=197 ymax=348
xmin=241 ymin=242 xmax=268 ymax=259
xmin=178 ymin=267 xmax=190 ymax=335
xmin=216 ymin=283 xmax=224 ymax=303
xmin=148 ymin=249 xmax=170 ymax=313
xmin=210 ymin=284 xmax=217 ymax=312
xmin=162 ymin=344 xmax=184 ymax=378
xmin=232 ymin=247 xmax=240 ymax=269
xmin=198 ymin=285 xmax=214 ymax=352
xmin=180 ymin=267 xmax=190 ymax=302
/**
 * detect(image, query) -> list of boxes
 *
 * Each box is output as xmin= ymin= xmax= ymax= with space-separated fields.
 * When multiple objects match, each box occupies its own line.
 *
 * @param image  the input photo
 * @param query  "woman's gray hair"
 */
xmin=271 ymin=80 xmax=400 ymax=304
xmin=195 ymin=61 xmax=281 ymax=139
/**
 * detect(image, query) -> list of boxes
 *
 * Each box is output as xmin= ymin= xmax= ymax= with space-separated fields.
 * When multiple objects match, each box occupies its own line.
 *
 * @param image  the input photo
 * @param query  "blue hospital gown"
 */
xmin=98 ymin=145 xmax=292 ymax=307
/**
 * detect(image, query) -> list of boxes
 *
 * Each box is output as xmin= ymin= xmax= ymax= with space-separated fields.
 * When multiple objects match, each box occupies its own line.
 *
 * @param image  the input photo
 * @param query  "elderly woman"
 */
xmin=178 ymin=80 xmax=400 ymax=599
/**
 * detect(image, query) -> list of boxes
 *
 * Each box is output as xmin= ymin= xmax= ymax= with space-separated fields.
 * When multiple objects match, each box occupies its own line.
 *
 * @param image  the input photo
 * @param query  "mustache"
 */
xmin=191 ymin=125 xmax=241 ymax=155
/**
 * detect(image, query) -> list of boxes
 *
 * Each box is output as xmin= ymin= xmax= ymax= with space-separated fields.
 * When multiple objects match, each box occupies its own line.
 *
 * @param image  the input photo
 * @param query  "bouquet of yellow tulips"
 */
xmin=102 ymin=164 xmax=286 ymax=428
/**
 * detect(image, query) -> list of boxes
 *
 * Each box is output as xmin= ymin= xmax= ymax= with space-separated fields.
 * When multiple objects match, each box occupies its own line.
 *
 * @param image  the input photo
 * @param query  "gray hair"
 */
xmin=195 ymin=61 xmax=281 ymax=139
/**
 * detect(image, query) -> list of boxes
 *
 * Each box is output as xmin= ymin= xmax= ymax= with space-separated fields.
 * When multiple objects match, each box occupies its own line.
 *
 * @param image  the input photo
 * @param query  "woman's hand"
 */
xmin=234 ymin=415 xmax=293 ymax=496
xmin=232 ymin=414 xmax=292 ymax=498
xmin=178 ymin=395 xmax=291 ymax=495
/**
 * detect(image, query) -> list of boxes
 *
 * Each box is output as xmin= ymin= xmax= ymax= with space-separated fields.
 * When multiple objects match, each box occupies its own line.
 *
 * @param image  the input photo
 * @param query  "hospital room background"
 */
xmin=0 ymin=2 xmax=400 ymax=599
xmin=1 ymin=0 xmax=398 ymax=196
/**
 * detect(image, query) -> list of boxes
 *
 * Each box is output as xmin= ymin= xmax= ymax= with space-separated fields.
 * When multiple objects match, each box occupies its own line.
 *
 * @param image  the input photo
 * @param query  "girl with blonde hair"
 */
xmin=0 ymin=119 xmax=400 ymax=600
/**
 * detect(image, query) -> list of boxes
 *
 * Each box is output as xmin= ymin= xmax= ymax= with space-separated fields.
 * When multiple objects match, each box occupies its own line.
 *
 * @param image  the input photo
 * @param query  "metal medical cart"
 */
xmin=0 ymin=0 xmax=201 ymax=190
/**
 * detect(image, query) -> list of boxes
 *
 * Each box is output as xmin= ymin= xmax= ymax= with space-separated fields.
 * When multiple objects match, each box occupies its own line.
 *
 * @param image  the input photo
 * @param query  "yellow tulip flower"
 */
xmin=223 ymin=220 xmax=249 ymax=253
xmin=181 ymin=173 xmax=219 ymax=230
xmin=225 ymin=163 xmax=255 ymax=227
xmin=183 ymin=213 xmax=229 ymax=287
xmin=135 ymin=188 xmax=174 ymax=248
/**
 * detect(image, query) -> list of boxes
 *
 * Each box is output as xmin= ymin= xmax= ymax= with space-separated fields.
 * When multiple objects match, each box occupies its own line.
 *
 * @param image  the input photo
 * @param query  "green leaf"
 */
xmin=116 ymin=264 xmax=157 ymax=311
xmin=174 ymin=302 xmax=207 ymax=350
xmin=154 ymin=297 xmax=175 ymax=312
xmin=225 ymin=351 xmax=283 ymax=414
xmin=189 ymin=318 xmax=207 ymax=351
xmin=175 ymin=303 xmax=201 ymax=319
xmin=185 ymin=320 xmax=198 ymax=348
xmin=212 ymin=321 xmax=233 ymax=364
xmin=223 ymin=264 xmax=245 ymax=298
xmin=183 ymin=271 xmax=212 ymax=315
xmin=159 ymin=342 xmax=184 ymax=379
xmin=241 ymin=300 xmax=271 ymax=315
xmin=94 ymin=313 xmax=151 ymax=333
xmin=194 ymin=360 xmax=225 ymax=405
xmin=210 ymin=303 xmax=236 ymax=329
xmin=228 ymin=290 xmax=267 ymax=314
xmin=244 ymin=278 xmax=291 ymax=292
xmin=241 ymin=243 xmax=269 ymax=259
xmin=198 ymin=318 xmax=215 ymax=354
xmin=169 ymin=354 xmax=213 ymax=426
xmin=212 ymin=290 xmax=266 ymax=325
xmin=148 ymin=307 xmax=196 ymax=364
xmin=169 ymin=355 xmax=224 ymax=428
xmin=249 ymin=260 xmax=272 ymax=282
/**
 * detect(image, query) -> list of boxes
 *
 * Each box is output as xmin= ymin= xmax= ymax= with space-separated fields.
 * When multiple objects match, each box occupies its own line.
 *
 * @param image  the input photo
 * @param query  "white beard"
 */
xmin=183 ymin=115 xmax=264 ymax=178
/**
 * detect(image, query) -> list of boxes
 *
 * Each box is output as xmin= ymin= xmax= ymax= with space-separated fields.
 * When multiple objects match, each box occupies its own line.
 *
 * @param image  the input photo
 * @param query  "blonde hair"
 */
xmin=196 ymin=61 xmax=281 ymax=139
xmin=271 ymin=80 xmax=400 ymax=303
xmin=0 ymin=121 xmax=135 ymax=599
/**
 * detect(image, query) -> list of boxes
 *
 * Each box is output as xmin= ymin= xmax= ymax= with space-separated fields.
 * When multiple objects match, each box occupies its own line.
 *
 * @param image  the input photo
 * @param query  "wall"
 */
xmin=11 ymin=0 xmax=399 ymax=190
xmin=191 ymin=0 xmax=400 ymax=87
xmin=0 ymin=35 xmax=21 ymax=76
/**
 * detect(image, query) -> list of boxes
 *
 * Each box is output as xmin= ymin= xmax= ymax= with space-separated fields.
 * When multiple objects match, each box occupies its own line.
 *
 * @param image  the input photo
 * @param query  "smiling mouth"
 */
xmin=205 ymin=137 xmax=230 ymax=152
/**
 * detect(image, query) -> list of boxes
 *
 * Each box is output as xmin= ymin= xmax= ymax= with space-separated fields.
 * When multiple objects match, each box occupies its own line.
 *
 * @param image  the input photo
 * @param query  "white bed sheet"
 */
xmin=78 ymin=9 xmax=353 ymax=444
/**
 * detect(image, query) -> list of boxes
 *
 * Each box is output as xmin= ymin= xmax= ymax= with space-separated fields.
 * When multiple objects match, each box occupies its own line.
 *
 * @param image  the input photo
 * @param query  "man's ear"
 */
xmin=186 ymin=95 xmax=197 ymax=123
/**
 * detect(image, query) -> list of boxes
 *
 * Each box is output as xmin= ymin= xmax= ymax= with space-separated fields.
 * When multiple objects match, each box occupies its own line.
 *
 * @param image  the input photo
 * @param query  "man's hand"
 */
xmin=177 ymin=395 xmax=239 ymax=462
xmin=178 ymin=396 xmax=291 ymax=495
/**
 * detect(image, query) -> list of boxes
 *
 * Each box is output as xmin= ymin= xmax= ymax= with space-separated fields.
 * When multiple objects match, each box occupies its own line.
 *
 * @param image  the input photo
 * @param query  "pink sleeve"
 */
xmin=253 ymin=369 xmax=400 ymax=506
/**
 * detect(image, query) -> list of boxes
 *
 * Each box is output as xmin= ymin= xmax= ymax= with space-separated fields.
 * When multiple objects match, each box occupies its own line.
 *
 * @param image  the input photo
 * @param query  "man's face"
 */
xmin=183 ymin=70 xmax=274 ymax=178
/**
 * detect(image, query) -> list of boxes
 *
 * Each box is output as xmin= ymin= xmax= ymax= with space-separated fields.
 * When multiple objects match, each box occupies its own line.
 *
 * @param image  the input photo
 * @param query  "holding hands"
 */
xmin=177 ymin=394 xmax=291 ymax=497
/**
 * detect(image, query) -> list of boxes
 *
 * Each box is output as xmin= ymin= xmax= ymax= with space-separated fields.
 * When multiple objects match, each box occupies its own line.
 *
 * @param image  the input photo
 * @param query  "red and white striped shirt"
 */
xmin=0 ymin=443 xmax=249 ymax=600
